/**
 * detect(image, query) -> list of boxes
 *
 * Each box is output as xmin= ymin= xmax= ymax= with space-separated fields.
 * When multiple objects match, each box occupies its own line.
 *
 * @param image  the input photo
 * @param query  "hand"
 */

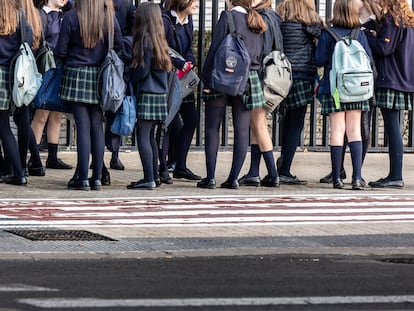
xmin=203 ymin=89 xmax=211 ymax=94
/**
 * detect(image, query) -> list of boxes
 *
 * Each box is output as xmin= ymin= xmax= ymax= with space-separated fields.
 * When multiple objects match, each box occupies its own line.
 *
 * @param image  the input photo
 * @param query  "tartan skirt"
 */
xmin=375 ymin=88 xmax=413 ymax=111
xmin=284 ymin=79 xmax=314 ymax=110
xmin=0 ymin=66 xmax=11 ymax=111
xmin=244 ymin=70 xmax=265 ymax=110
xmin=319 ymin=93 xmax=370 ymax=115
xmin=60 ymin=66 xmax=100 ymax=104
xmin=136 ymin=92 xmax=168 ymax=121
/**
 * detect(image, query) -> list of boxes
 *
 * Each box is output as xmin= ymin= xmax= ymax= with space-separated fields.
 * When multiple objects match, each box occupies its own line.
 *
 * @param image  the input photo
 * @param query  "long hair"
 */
xmin=253 ymin=0 xmax=273 ymax=11
xmin=166 ymin=0 xmax=194 ymax=12
xmin=21 ymin=0 xmax=42 ymax=49
xmin=330 ymin=0 xmax=361 ymax=28
xmin=75 ymin=0 xmax=115 ymax=49
xmin=131 ymin=2 xmax=172 ymax=71
xmin=276 ymin=0 xmax=322 ymax=25
xmin=0 ymin=0 xmax=20 ymax=36
xmin=232 ymin=0 xmax=267 ymax=33
xmin=380 ymin=0 xmax=414 ymax=27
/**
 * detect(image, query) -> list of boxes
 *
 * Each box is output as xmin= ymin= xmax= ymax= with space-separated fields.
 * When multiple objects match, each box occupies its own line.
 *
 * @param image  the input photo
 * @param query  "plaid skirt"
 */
xmin=284 ymin=79 xmax=314 ymax=110
xmin=136 ymin=92 xmax=168 ymax=121
xmin=319 ymin=93 xmax=370 ymax=115
xmin=60 ymin=66 xmax=100 ymax=104
xmin=375 ymin=88 xmax=413 ymax=111
xmin=0 ymin=66 xmax=11 ymax=111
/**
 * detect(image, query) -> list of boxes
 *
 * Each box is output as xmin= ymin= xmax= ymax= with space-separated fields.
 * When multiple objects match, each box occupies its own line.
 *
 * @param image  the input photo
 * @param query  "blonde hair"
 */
xmin=277 ymin=0 xmax=322 ymax=24
xmin=0 ymin=0 xmax=19 ymax=36
xmin=232 ymin=0 xmax=267 ymax=33
xmin=330 ymin=0 xmax=361 ymax=28
xmin=21 ymin=0 xmax=42 ymax=49
xmin=75 ymin=0 xmax=115 ymax=49
xmin=381 ymin=0 xmax=414 ymax=27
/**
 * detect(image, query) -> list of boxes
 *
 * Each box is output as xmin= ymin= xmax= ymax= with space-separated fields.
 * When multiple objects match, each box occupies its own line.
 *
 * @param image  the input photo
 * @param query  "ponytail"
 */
xmin=247 ymin=7 xmax=267 ymax=33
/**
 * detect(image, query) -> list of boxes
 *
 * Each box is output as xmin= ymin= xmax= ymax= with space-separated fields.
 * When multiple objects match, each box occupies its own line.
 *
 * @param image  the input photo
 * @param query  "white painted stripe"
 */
xmin=0 ymin=284 xmax=58 ymax=292
xmin=18 ymin=295 xmax=414 ymax=308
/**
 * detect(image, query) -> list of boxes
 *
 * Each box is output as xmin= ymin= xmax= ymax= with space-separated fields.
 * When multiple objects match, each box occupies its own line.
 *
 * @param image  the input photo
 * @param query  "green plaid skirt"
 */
xmin=136 ymin=92 xmax=168 ymax=121
xmin=319 ymin=93 xmax=370 ymax=115
xmin=375 ymin=88 xmax=413 ymax=110
xmin=285 ymin=79 xmax=314 ymax=110
xmin=0 ymin=66 xmax=11 ymax=111
xmin=202 ymin=71 xmax=265 ymax=109
xmin=60 ymin=66 xmax=100 ymax=104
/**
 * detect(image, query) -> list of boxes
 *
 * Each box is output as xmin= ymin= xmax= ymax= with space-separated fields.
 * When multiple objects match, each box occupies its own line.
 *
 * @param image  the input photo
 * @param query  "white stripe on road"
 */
xmin=0 ymin=284 xmax=58 ymax=292
xmin=18 ymin=295 xmax=414 ymax=308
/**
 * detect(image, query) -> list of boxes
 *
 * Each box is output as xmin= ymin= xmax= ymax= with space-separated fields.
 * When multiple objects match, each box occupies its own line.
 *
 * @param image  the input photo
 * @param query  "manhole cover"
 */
xmin=4 ymin=230 xmax=117 ymax=241
xmin=379 ymin=258 xmax=414 ymax=264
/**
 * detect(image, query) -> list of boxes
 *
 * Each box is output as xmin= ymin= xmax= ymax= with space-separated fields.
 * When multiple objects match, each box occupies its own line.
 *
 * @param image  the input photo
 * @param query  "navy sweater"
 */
xmin=113 ymin=0 xmax=136 ymax=36
xmin=0 ymin=21 xmax=33 ymax=66
xmin=54 ymin=10 xmax=123 ymax=66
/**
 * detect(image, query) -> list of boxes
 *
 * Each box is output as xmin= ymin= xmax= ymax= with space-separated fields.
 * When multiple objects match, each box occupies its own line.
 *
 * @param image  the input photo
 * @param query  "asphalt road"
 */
xmin=1 ymin=255 xmax=414 ymax=310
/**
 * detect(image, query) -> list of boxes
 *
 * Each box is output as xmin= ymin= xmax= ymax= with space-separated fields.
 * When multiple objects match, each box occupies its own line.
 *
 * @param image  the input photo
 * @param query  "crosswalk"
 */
xmin=0 ymin=193 xmax=414 ymax=228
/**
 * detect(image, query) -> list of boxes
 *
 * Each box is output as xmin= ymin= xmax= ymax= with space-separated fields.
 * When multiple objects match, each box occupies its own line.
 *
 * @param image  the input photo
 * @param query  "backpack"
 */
xmin=326 ymin=27 xmax=373 ymax=107
xmin=97 ymin=26 xmax=127 ymax=113
xmin=10 ymin=10 xmax=42 ymax=108
xmin=261 ymin=12 xmax=292 ymax=113
xmin=36 ymin=9 xmax=56 ymax=75
xmin=111 ymin=83 xmax=136 ymax=136
xmin=211 ymin=11 xmax=251 ymax=96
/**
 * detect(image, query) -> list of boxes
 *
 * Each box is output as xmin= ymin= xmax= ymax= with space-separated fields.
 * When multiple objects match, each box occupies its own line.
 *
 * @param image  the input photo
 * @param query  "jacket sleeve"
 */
xmin=314 ymin=29 xmax=331 ymax=67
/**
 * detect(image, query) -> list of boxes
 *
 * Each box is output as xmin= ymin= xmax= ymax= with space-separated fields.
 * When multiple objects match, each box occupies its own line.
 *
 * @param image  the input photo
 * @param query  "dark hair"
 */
xmin=166 ymin=0 xmax=194 ymax=12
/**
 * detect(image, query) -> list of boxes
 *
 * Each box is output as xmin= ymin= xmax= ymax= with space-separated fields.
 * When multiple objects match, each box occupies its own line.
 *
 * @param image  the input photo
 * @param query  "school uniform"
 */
xmin=315 ymin=26 xmax=372 ymax=115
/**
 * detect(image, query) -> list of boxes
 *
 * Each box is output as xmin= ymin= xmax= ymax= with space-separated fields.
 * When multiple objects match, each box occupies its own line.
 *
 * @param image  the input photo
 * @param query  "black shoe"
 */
xmin=197 ymin=178 xmax=216 ymax=189
xmin=127 ymin=179 xmax=156 ymax=190
xmin=333 ymin=178 xmax=344 ymax=189
xmin=368 ymin=178 xmax=404 ymax=188
xmin=173 ymin=168 xmax=201 ymax=180
xmin=68 ymin=178 xmax=90 ymax=191
xmin=352 ymin=178 xmax=364 ymax=190
xmin=46 ymin=158 xmax=73 ymax=169
xmin=260 ymin=175 xmax=280 ymax=187
xmin=28 ymin=166 xmax=46 ymax=176
xmin=160 ymin=170 xmax=173 ymax=184
xmin=220 ymin=179 xmax=239 ymax=189
xmin=22 ymin=168 xmax=28 ymax=177
xmin=320 ymin=169 xmax=346 ymax=183
xmin=238 ymin=175 xmax=260 ymax=187
xmin=88 ymin=178 xmax=102 ymax=191
xmin=155 ymin=179 xmax=161 ymax=187
xmin=110 ymin=158 xmax=125 ymax=170
xmin=280 ymin=175 xmax=307 ymax=185
xmin=101 ymin=171 xmax=111 ymax=186
xmin=3 ymin=175 xmax=27 ymax=186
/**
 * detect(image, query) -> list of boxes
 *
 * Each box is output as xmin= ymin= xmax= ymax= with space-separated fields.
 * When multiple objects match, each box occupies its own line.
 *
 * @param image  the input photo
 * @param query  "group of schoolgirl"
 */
xmin=1 ymin=0 xmax=414 ymax=192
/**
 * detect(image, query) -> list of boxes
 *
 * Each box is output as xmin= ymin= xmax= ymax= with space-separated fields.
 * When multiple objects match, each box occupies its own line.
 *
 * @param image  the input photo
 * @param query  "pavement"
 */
xmin=1 ymin=148 xmax=414 ymax=259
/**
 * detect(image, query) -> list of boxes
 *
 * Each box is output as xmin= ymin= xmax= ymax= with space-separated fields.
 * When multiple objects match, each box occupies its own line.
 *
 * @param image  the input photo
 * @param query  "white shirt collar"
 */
xmin=42 ymin=5 xmax=61 ymax=14
xmin=231 ymin=6 xmax=247 ymax=14
xmin=171 ymin=10 xmax=189 ymax=25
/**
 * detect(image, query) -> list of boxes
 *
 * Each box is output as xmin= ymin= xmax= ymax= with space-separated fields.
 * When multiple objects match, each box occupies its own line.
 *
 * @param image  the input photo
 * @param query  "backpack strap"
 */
xmin=350 ymin=28 xmax=360 ymax=40
xmin=325 ymin=27 xmax=342 ymax=42
xmin=225 ymin=11 xmax=236 ymax=34
xmin=19 ymin=9 xmax=27 ymax=44
xmin=108 ymin=22 xmax=114 ymax=51
xmin=260 ymin=11 xmax=282 ymax=52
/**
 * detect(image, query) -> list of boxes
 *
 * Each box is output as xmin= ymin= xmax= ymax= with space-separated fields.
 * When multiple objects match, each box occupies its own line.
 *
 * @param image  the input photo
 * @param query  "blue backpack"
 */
xmin=211 ymin=11 xmax=251 ymax=96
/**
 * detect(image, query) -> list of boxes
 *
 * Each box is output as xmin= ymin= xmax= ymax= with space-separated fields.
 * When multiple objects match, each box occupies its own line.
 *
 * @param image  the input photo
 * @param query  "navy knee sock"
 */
xmin=48 ymin=143 xmax=58 ymax=162
xmin=349 ymin=141 xmax=362 ymax=180
xmin=262 ymin=150 xmax=278 ymax=178
xmin=330 ymin=146 xmax=343 ymax=180
xmin=247 ymin=144 xmax=261 ymax=177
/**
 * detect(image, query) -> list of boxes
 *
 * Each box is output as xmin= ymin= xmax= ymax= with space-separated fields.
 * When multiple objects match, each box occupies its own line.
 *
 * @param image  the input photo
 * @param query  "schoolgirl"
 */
xmin=315 ymin=0 xmax=373 ymax=190
xmin=126 ymin=2 xmax=173 ymax=190
xmin=237 ymin=0 xmax=282 ymax=188
xmin=365 ymin=0 xmax=414 ymax=188
xmin=29 ymin=0 xmax=73 ymax=177
xmin=54 ymin=0 xmax=122 ymax=190
xmin=0 ymin=0 xmax=32 ymax=186
xmin=275 ymin=0 xmax=323 ymax=185
xmin=161 ymin=0 xmax=201 ymax=183
xmin=199 ymin=0 xmax=267 ymax=189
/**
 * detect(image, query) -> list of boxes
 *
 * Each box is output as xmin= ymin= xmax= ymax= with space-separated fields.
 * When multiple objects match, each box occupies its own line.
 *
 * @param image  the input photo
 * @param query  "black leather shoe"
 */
xmin=320 ymin=169 xmax=346 ymax=183
xmin=368 ymin=178 xmax=404 ymax=188
xmin=160 ymin=170 xmax=173 ymax=184
xmin=197 ymin=178 xmax=216 ymax=189
xmin=260 ymin=175 xmax=280 ymax=187
xmin=127 ymin=179 xmax=156 ymax=190
xmin=67 ymin=178 xmax=90 ymax=191
xmin=101 ymin=170 xmax=111 ymax=186
xmin=352 ymin=178 xmax=364 ymax=190
xmin=155 ymin=179 xmax=161 ymax=187
xmin=173 ymin=168 xmax=201 ymax=180
xmin=333 ymin=178 xmax=344 ymax=189
xmin=88 ymin=178 xmax=102 ymax=191
xmin=280 ymin=175 xmax=307 ymax=185
xmin=46 ymin=158 xmax=73 ymax=169
xmin=238 ymin=175 xmax=260 ymax=187
xmin=28 ymin=165 xmax=46 ymax=176
xmin=220 ymin=179 xmax=239 ymax=189
xmin=3 ymin=175 xmax=27 ymax=186
xmin=110 ymin=158 xmax=125 ymax=170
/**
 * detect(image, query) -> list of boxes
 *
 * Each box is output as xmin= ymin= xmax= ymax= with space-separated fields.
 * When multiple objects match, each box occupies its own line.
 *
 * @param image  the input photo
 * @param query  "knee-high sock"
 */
xmin=330 ymin=145 xmax=343 ymax=181
xmin=262 ymin=150 xmax=278 ymax=178
xmin=247 ymin=144 xmax=261 ymax=177
xmin=349 ymin=141 xmax=362 ymax=180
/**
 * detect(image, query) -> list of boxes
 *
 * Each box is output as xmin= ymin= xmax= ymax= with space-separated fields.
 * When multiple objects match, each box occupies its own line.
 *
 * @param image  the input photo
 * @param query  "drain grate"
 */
xmin=4 ymin=230 xmax=117 ymax=241
xmin=379 ymin=258 xmax=414 ymax=264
